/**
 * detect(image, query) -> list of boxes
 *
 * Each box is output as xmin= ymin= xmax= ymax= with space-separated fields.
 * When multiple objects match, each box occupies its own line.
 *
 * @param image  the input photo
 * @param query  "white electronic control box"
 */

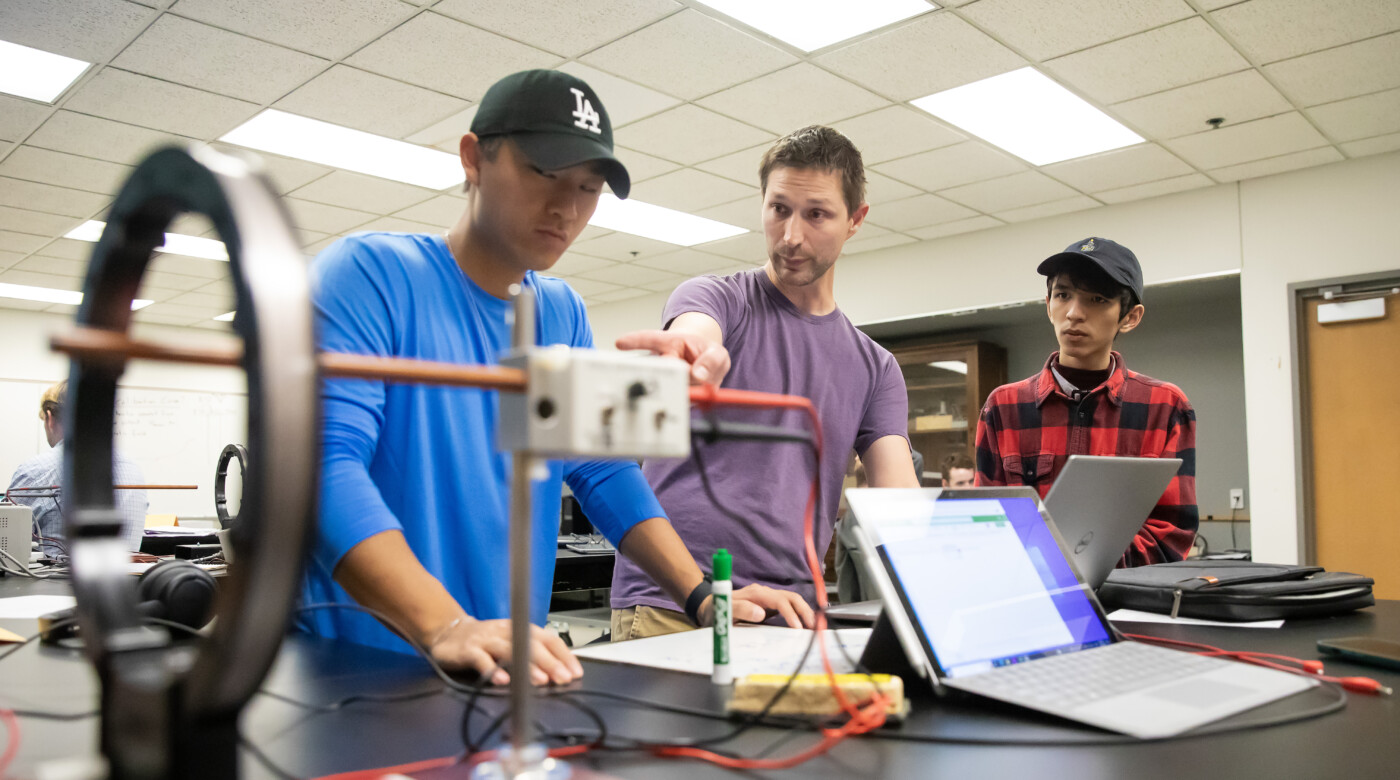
xmin=500 ymin=346 xmax=691 ymax=459
xmin=0 ymin=504 xmax=33 ymax=570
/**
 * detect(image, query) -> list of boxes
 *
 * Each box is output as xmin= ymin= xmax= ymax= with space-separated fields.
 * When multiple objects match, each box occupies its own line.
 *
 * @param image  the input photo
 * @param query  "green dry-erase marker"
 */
xmin=712 ymin=548 xmax=733 ymax=685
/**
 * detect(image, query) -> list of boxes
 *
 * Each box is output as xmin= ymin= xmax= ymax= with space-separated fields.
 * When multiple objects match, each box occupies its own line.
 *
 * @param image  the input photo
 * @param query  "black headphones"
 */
xmin=138 ymin=559 xmax=217 ymax=631
xmin=214 ymin=443 xmax=249 ymax=528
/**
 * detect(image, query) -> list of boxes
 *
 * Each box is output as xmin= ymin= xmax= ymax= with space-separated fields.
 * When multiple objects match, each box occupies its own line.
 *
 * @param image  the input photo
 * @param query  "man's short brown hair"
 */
xmin=758 ymin=126 xmax=866 ymax=216
xmin=39 ymin=381 xmax=66 ymax=421
xmin=940 ymin=452 xmax=975 ymax=475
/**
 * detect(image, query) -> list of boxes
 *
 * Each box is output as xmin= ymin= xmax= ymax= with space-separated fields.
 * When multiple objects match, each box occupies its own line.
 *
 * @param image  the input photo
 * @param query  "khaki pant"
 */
xmin=610 ymin=605 xmax=696 ymax=642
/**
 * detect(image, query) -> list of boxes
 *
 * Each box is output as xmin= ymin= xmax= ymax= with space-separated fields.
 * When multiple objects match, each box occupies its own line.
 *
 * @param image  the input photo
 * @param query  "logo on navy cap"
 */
xmin=1080 ymin=238 xmax=1096 ymax=252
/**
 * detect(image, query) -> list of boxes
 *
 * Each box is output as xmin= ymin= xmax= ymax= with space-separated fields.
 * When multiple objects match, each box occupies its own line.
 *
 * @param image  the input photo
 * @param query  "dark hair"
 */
xmin=940 ymin=452 xmax=974 ymax=474
xmin=759 ymin=125 xmax=866 ymax=216
xmin=463 ymin=135 xmax=508 ymax=193
xmin=1045 ymin=260 xmax=1137 ymax=322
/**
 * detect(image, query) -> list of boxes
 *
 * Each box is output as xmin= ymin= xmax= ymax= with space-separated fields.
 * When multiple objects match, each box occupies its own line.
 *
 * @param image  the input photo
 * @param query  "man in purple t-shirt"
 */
xmin=611 ymin=126 xmax=919 ymax=640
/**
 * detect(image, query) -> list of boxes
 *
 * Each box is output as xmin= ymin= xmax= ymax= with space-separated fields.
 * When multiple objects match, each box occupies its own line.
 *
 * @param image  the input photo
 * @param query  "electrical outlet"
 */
xmin=1229 ymin=488 xmax=1244 ymax=510
xmin=500 ymin=346 xmax=691 ymax=459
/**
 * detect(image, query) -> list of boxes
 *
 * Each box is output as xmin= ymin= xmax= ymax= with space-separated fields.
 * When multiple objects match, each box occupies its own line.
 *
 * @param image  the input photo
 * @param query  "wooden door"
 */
xmin=1304 ymin=293 xmax=1400 ymax=599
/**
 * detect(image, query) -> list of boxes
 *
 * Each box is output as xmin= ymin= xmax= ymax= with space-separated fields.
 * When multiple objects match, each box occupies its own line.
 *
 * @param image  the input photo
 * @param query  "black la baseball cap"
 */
xmin=1037 ymin=236 xmax=1145 ymax=305
xmin=470 ymin=69 xmax=631 ymax=199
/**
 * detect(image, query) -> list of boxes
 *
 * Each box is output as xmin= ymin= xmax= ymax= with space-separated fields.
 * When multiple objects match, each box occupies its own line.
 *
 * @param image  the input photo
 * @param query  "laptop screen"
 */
xmin=863 ymin=492 xmax=1113 ymax=678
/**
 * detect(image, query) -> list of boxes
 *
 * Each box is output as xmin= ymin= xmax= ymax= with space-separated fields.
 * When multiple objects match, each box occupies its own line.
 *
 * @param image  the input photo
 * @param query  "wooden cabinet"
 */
xmin=880 ymin=339 xmax=1007 ymax=481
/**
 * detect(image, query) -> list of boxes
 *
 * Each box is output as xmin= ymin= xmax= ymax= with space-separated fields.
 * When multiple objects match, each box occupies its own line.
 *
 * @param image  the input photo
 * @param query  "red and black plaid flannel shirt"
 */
xmin=974 ymin=351 xmax=1198 ymax=565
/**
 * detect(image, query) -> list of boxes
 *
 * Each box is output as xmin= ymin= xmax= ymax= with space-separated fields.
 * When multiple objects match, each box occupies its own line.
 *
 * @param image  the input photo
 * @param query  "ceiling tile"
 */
xmin=13 ymin=254 xmax=86 ymax=277
xmin=27 ymin=112 xmax=187 ymax=166
xmin=404 ymin=106 xmax=479 ymax=149
xmin=995 ymin=195 xmax=1102 ymax=223
xmin=1340 ymin=131 xmax=1400 ymax=157
xmin=134 ymin=308 xmax=213 ymax=327
xmin=112 ymin=15 xmax=330 ymax=104
xmin=578 ymin=263 xmax=686 ymax=287
xmin=1110 ymin=70 xmax=1292 ymax=139
xmin=238 ymin=150 xmax=337 ymax=195
xmin=614 ymin=105 xmax=773 ymax=165
xmin=570 ymin=231 xmax=680 ymax=261
xmin=694 ymin=197 xmax=762 ymax=234
xmin=0 ymin=267 xmax=81 ymax=289
xmin=166 ymin=290 xmax=234 ymax=310
xmin=592 ymin=287 xmax=659 ymax=303
xmin=303 ymin=235 xmax=340 ymax=255
xmin=1265 ymin=32 xmax=1400 ymax=105
xmin=1093 ymin=172 xmax=1215 ymax=204
xmin=697 ymin=64 xmax=890 ymax=135
xmin=145 ymin=254 xmax=228 ymax=280
xmin=581 ymin=9 xmax=797 ymax=100
xmin=841 ymin=233 xmax=916 ymax=255
xmin=628 ymin=169 xmax=756 ymax=212
xmin=1 ymin=250 xmax=28 ymax=272
xmin=692 ymin=143 xmax=771 ymax=186
xmin=1208 ymin=146 xmax=1344 ymax=181
xmin=0 ymin=177 xmax=108 ymax=218
xmin=297 ymin=229 xmax=330 ymax=248
xmin=436 ymin=0 xmax=681 ymax=58
xmin=347 ymin=12 xmax=562 ymax=101
xmin=556 ymin=63 xmax=683 ymax=127
xmin=1165 ymin=111 xmax=1328 ymax=169
xmin=868 ymin=194 xmax=980 ymax=232
xmin=1198 ymin=0 xmax=1245 ymax=8
xmin=816 ymin=14 xmax=1027 ymax=102
xmin=289 ymin=171 xmax=437 ymax=214
xmin=864 ymin=172 xmax=922 ymax=205
xmin=564 ymin=277 xmax=623 ymax=297
xmin=0 ymin=299 xmax=53 ymax=313
xmin=1045 ymin=18 xmax=1250 ymax=104
xmin=0 ymin=96 xmax=52 ymax=143
xmin=873 ymin=142 xmax=1027 ymax=192
xmin=393 ymin=194 xmax=468 ymax=227
xmin=172 ymin=0 xmax=415 ymax=60
xmin=281 ymin=198 xmax=379 ymax=235
xmin=692 ymin=231 xmax=767 ymax=262
xmin=939 ymin=170 xmax=1082 ymax=212
xmin=1212 ymin=0 xmax=1400 ymax=64
xmin=64 ymin=69 xmax=260 ymax=138
xmin=276 ymin=66 xmax=470 ymax=138
xmin=0 ymin=146 xmax=133 ymax=195
xmin=1042 ymin=144 xmax=1194 ymax=192
xmin=550 ymin=252 xmax=618 ymax=276
xmin=1308 ymin=87 xmax=1400 ymax=142
xmin=0 ymin=206 xmax=82 ymax=237
xmin=352 ymin=216 xmax=443 ymax=235
xmin=614 ymin=147 xmax=683 ymax=183
xmin=851 ymin=223 xmax=894 ymax=240
xmin=0 ymin=0 xmax=154 ymax=61
xmin=31 ymin=237 xmax=97 ymax=260
xmin=829 ymin=105 xmax=964 ymax=165
xmin=631 ymin=248 xmax=734 ymax=275
xmin=962 ymin=0 xmax=1195 ymax=61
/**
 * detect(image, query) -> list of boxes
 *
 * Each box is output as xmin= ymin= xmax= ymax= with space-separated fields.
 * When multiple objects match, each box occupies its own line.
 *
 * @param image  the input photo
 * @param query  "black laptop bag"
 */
xmin=1098 ymin=560 xmax=1375 ymax=621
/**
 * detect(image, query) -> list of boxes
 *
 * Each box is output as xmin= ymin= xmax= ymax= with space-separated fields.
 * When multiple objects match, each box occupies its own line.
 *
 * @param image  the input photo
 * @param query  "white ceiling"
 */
xmin=1 ymin=0 xmax=1398 ymax=329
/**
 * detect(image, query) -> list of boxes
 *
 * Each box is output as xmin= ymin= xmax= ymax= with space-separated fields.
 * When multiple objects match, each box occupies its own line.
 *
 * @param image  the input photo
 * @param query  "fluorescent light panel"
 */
xmin=0 ymin=282 xmax=150 ymax=310
xmin=220 ymin=110 xmax=463 ymax=190
xmin=0 ymin=40 xmax=90 ymax=102
xmin=696 ymin=0 xmax=935 ymax=52
xmin=213 ymin=311 xmax=235 ymax=322
xmin=911 ymin=68 xmax=1143 ymax=166
xmin=589 ymin=194 xmax=746 ymax=247
xmin=65 ymin=221 xmax=229 ymax=261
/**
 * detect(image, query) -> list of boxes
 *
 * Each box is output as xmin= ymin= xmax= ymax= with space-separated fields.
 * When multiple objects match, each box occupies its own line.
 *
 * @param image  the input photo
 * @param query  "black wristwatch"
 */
xmin=684 ymin=575 xmax=713 ymax=626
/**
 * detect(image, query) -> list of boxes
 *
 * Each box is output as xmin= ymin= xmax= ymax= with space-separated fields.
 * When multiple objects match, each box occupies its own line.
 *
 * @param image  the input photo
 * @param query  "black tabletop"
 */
xmin=3 ymin=577 xmax=1397 ymax=779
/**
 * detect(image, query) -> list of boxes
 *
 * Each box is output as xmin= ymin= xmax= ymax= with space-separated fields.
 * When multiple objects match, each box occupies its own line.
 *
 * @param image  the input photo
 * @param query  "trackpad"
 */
xmin=1147 ymin=679 xmax=1252 ymax=708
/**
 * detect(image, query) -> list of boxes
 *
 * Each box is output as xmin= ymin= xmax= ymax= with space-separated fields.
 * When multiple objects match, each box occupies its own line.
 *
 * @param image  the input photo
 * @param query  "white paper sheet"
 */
xmin=574 ymin=625 xmax=871 ymax=677
xmin=0 ymin=595 xmax=76 ymax=619
xmin=1106 ymin=608 xmax=1283 ymax=629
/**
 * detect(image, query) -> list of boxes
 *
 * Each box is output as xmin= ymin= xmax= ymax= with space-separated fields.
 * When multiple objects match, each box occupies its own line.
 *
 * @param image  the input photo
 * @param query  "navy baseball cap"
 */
xmin=1037 ymin=237 xmax=1144 ymax=304
xmin=470 ymin=70 xmax=631 ymax=199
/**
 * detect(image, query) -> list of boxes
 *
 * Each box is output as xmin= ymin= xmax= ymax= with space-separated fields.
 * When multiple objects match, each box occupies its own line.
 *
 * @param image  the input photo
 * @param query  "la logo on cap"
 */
xmin=1080 ymin=238 xmax=1096 ymax=252
xmin=570 ymin=87 xmax=601 ymax=134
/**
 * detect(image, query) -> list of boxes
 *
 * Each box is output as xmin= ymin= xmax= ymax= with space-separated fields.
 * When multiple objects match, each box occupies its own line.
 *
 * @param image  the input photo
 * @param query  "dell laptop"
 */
xmin=844 ymin=487 xmax=1313 ymax=739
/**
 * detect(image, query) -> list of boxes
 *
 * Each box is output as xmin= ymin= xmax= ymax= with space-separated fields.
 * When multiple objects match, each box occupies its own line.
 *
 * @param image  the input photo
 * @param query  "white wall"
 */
xmin=588 ymin=150 xmax=1400 ymax=563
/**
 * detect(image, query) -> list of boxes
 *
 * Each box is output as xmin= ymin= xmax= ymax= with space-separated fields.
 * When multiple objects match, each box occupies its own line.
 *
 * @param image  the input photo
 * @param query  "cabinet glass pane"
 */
xmin=904 ymin=358 xmax=970 ymax=480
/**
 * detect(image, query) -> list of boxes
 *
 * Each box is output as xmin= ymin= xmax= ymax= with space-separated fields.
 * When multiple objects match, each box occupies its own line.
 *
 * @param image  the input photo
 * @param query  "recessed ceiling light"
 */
xmin=0 ymin=40 xmax=90 ymax=103
xmin=589 ymin=194 xmax=747 ymax=247
xmin=0 ymin=282 xmax=150 ymax=310
xmin=695 ymin=0 xmax=936 ymax=52
xmin=64 ymin=220 xmax=229 ymax=261
xmin=220 ymin=109 xmax=463 ymax=190
xmin=911 ymin=67 xmax=1143 ymax=166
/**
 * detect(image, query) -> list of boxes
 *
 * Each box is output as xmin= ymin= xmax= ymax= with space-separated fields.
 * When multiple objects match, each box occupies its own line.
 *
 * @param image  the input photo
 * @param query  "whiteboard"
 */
xmin=1 ymin=380 xmax=247 ymax=518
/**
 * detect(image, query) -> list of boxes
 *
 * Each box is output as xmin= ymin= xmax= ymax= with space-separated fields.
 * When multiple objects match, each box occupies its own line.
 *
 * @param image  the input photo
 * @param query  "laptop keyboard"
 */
xmin=957 ymin=641 xmax=1225 ymax=709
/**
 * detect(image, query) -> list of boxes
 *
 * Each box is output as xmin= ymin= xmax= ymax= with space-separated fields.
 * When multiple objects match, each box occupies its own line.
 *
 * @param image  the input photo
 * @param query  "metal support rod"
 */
xmin=507 ymin=283 xmax=537 ymax=771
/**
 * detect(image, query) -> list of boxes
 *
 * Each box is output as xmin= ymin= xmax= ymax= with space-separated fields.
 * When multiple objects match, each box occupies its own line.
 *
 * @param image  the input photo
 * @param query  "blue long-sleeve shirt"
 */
xmin=297 ymin=232 xmax=663 ymax=654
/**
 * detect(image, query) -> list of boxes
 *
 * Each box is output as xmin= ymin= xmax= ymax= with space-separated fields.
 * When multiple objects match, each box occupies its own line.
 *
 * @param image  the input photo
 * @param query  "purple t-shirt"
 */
xmin=610 ymin=269 xmax=909 ymax=611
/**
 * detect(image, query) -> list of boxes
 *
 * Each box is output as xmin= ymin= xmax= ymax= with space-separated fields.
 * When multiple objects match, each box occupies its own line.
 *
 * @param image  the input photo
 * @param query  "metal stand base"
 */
xmin=470 ymin=744 xmax=573 ymax=780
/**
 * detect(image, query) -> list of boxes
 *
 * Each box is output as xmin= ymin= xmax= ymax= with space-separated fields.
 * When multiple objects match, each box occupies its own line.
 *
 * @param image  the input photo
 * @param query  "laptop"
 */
xmin=844 ymin=487 xmax=1314 ymax=739
xmin=1043 ymin=455 xmax=1182 ymax=590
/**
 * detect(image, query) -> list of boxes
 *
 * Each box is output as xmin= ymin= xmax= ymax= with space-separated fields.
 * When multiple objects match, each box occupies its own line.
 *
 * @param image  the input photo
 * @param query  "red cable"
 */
xmin=1122 ymin=633 xmax=1392 ymax=695
xmin=0 ymin=708 xmax=19 ymax=777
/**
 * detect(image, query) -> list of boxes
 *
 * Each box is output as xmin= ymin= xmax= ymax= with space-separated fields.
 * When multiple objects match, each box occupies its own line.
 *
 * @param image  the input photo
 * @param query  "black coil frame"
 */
xmin=214 ymin=443 xmax=249 ymax=529
xmin=63 ymin=145 xmax=318 ymax=778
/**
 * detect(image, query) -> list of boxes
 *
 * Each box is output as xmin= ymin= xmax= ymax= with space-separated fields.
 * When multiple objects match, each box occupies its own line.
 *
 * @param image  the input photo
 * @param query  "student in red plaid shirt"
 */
xmin=974 ymin=237 xmax=1197 ymax=565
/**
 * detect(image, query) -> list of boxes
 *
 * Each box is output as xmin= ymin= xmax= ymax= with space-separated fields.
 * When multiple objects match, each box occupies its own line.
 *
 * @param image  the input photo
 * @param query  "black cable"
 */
xmin=257 ymin=686 xmax=448 ymax=714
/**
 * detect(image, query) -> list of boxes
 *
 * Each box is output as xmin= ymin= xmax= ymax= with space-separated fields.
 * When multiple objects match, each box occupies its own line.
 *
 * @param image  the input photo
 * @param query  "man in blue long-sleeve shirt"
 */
xmin=298 ymin=70 xmax=809 ymax=686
